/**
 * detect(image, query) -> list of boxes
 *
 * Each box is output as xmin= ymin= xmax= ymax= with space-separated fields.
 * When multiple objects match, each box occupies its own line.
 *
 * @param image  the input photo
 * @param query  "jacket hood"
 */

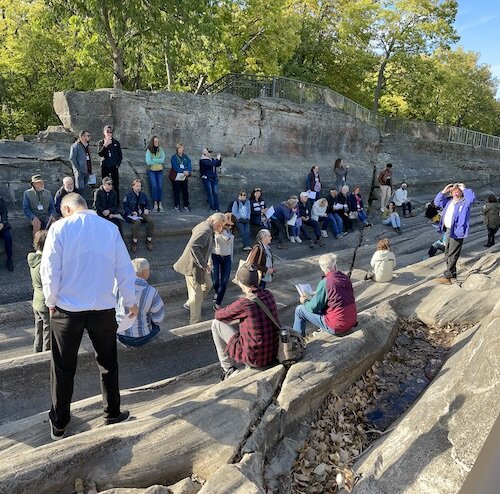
xmin=484 ymin=202 xmax=499 ymax=212
xmin=374 ymin=250 xmax=394 ymax=261
xmin=27 ymin=251 xmax=42 ymax=269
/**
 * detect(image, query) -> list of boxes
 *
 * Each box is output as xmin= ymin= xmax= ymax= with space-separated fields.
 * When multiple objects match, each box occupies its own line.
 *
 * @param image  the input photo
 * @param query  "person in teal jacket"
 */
xmin=145 ymin=135 xmax=166 ymax=212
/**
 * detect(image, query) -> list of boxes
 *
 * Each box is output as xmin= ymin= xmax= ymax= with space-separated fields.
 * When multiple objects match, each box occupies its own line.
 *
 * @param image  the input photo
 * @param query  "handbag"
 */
xmin=169 ymin=167 xmax=177 ymax=181
xmin=246 ymin=294 xmax=305 ymax=365
xmin=348 ymin=211 xmax=358 ymax=220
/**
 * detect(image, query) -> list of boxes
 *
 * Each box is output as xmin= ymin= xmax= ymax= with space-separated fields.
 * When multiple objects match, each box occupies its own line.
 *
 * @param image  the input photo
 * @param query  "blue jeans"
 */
xmin=357 ymin=211 xmax=367 ymax=223
xmin=147 ymin=169 xmax=164 ymax=202
xmin=202 ymin=178 xmax=219 ymax=211
xmin=212 ymin=254 xmax=232 ymax=305
xmin=0 ymin=227 xmax=13 ymax=259
xmin=382 ymin=214 xmax=401 ymax=228
xmin=237 ymin=220 xmax=251 ymax=247
xmin=117 ymin=323 xmax=160 ymax=347
xmin=293 ymin=304 xmax=337 ymax=337
xmin=321 ymin=213 xmax=343 ymax=236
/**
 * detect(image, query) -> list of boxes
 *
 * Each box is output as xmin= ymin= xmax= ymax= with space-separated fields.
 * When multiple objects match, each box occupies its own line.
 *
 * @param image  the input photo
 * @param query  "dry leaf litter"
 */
xmin=289 ymin=318 xmax=471 ymax=494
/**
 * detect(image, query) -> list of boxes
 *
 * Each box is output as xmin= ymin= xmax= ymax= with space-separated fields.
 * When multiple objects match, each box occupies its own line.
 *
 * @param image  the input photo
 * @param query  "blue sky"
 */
xmin=454 ymin=0 xmax=500 ymax=98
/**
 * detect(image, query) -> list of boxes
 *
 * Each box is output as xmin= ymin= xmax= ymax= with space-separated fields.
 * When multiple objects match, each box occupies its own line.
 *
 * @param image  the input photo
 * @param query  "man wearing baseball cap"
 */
xmin=98 ymin=125 xmax=123 ymax=200
xmin=22 ymin=174 xmax=56 ymax=238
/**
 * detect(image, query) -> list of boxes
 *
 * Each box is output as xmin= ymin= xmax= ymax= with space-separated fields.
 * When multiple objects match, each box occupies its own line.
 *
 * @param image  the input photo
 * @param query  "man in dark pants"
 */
xmin=40 ymin=193 xmax=137 ymax=440
xmin=434 ymin=183 xmax=475 ymax=284
xmin=98 ymin=125 xmax=123 ymax=200
xmin=0 ymin=196 xmax=14 ymax=271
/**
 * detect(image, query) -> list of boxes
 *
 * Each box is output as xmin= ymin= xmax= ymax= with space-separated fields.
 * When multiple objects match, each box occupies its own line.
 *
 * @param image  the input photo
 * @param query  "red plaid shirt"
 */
xmin=215 ymin=288 xmax=280 ymax=368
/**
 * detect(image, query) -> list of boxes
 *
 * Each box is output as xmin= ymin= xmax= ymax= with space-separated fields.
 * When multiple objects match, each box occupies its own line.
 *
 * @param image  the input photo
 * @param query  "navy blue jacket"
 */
xmin=272 ymin=203 xmax=294 ymax=222
xmin=123 ymin=191 xmax=151 ymax=220
xmin=199 ymin=157 xmax=222 ymax=180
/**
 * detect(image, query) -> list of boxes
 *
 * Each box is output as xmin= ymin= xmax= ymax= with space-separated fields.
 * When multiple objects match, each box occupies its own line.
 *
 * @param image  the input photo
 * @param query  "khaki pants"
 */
xmin=185 ymin=272 xmax=213 ymax=324
xmin=379 ymin=185 xmax=392 ymax=210
xmin=131 ymin=214 xmax=155 ymax=240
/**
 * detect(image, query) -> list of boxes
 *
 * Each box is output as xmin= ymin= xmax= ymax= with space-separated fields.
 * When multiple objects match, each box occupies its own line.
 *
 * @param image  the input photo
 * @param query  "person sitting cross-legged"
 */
xmin=123 ymin=179 xmax=155 ymax=253
xmin=382 ymin=201 xmax=402 ymax=234
xmin=115 ymin=258 xmax=165 ymax=347
xmin=293 ymin=253 xmax=357 ymax=337
xmin=211 ymin=263 xmax=279 ymax=381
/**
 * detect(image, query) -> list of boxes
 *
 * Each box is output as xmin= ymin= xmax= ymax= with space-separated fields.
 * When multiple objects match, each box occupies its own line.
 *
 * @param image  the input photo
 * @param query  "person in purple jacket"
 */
xmin=434 ymin=182 xmax=475 ymax=284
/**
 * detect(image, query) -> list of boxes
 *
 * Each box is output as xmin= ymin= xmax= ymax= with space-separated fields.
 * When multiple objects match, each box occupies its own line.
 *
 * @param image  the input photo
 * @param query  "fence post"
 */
xmin=272 ymin=78 xmax=276 ymax=98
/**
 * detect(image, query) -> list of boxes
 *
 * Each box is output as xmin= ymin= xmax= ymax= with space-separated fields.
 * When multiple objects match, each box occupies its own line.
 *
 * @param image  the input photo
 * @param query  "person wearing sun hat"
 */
xmin=22 ymin=174 xmax=56 ymax=238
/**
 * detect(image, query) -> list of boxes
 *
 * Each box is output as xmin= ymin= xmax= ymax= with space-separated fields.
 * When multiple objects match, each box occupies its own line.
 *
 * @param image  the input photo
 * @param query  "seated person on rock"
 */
xmin=425 ymin=201 xmax=441 ymax=223
xmin=211 ymin=263 xmax=279 ymax=380
xmin=347 ymin=186 xmax=372 ymax=229
xmin=393 ymin=182 xmax=415 ymax=218
xmin=311 ymin=197 xmax=344 ymax=239
xmin=293 ymin=253 xmax=357 ymax=337
xmin=54 ymin=176 xmax=82 ymax=218
xmin=123 ymin=178 xmax=155 ymax=253
xmin=115 ymin=258 xmax=165 ymax=347
xmin=382 ymin=201 xmax=402 ymax=234
xmin=427 ymin=232 xmax=446 ymax=258
xmin=93 ymin=176 xmax=123 ymax=236
xmin=270 ymin=197 xmax=298 ymax=249
xmin=23 ymin=174 xmax=56 ymax=237
xmin=365 ymin=238 xmax=396 ymax=282
xmin=298 ymin=192 xmax=325 ymax=247
xmin=0 ymin=195 xmax=14 ymax=271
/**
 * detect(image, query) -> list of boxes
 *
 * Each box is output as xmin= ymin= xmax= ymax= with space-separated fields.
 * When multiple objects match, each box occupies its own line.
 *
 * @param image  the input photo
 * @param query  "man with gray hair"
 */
xmin=174 ymin=212 xmax=226 ymax=324
xmin=41 ymin=192 xmax=137 ymax=440
xmin=293 ymin=253 xmax=357 ymax=337
xmin=69 ymin=130 xmax=92 ymax=191
xmin=54 ymin=176 xmax=83 ymax=217
xmin=115 ymin=258 xmax=165 ymax=347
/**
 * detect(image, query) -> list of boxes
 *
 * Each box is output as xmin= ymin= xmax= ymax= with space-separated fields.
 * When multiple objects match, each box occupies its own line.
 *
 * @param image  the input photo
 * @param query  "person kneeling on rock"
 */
xmin=211 ymin=263 xmax=279 ymax=381
xmin=293 ymin=253 xmax=357 ymax=337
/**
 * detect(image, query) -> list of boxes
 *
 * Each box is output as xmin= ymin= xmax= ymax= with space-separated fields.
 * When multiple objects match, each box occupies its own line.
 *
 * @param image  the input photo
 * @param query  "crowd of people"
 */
xmin=0 ymin=125 xmax=496 ymax=441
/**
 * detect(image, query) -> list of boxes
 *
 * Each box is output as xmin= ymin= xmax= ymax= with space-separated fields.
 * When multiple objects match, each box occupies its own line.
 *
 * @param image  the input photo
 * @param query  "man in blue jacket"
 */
xmin=434 ymin=182 xmax=475 ymax=284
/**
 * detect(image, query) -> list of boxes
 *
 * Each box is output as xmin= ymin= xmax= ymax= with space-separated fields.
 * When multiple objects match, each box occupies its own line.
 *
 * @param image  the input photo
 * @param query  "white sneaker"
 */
xmin=321 ymin=230 xmax=328 ymax=238
xmin=290 ymin=236 xmax=296 ymax=243
xmin=158 ymin=203 xmax=164 ymax=212
xmin=183 ymin=302 xmax=190 ymax=311
xmin=295 ymin=236 xmax=302 ymax=243
xmin=380 ymin=207 xmax=385 ymax=213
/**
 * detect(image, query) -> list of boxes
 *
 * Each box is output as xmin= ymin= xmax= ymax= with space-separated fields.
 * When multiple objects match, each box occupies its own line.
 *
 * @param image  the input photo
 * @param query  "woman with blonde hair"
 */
xmin=366 ymin=238 xmax=396 ymax=282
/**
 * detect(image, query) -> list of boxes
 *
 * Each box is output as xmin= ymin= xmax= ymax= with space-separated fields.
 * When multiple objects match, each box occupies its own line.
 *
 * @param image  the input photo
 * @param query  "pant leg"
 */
xmin=131 ymin=220 xmax=141 ymax=241
xmin=358 ymin=211 xmax=367 ymax=223
xmin=210 ymin=319 xmax=239 ymax=371
xmin=326 ymin=214 xmax=340 ymax=236
xmin=380 ymin=185 xmax=390 ymax=209
xmin=1 ymin=228 xmax=13 ymax=259
xmin=186 ymin=275 xmax=204 ymax=324
xmin=394 ymin=214 xmax=401 ymax=228
xmin=73 ymin=167 xmax=84 ymax=190
xmin=33 ymin=309 xmax=43 ymax=353
xmin=333 ymin=213 xmax=344 ymax=234
xmin=293 ymin=304 xmax=326 ymax=337
xmin=49 ymin=308 xmax=86 ymax=429
xmin=202 ymin=178 xmax=214 ymax=210
xmin=85 ymin=309 xmax=121 ymax=419
xmin=444 ymin=236 xmax=464 ymax=278
xmin=40 ymin=310 xmax=51 ymax=351
xmin=211 ymin=254 xmax=222 ymax=296
xmin=118 ymin=324 xmax=160 ymax=347
xmin=156 ymin=171 xmax=164 ymax=202
xmin=141 ymin=214 xmax=155 ymax=238
xmin=272 ymin=219 xmax=286 ymax=243
xmin=173 ymin=181 xmax=181 ymax=208
xmin=243 ymin=222 xmax=251 ymax=246
xmin=212 ymin=179 xmax=219 ymax=211
xmin=216 ymin=255 xmax=232 ymax=305
xmin=110 ymin=167 xmax=120 ymax=201
xmin=147 ymin=169 xmax=158 ymax=202
xmin=304 ymin=219 xmax=321 ymax=239
xmin=181 ymin=180 xmax=189 ymax=207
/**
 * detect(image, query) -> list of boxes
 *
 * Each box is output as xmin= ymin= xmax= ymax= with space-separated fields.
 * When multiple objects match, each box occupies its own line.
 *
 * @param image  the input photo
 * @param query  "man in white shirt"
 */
xmin=392 ymin=183 xmax=415 ymax=217
xmin=41 ymin=193 xmax=138 ymax=440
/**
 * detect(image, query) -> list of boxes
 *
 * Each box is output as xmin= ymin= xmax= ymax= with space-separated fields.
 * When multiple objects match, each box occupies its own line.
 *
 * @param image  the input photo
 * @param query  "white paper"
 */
xmin=127 ymin=214 xmax=141 ymax=221
xmin=175 ymin=173 xmax=187 ymax=181
xmin=88 ymin=174 xmax=97 ymax=185
xmin=287 ymin=214 xmax=297 ymax=226
xmin=117 ymin=315 xmax=136 ymax=333
xmin=265 ymin=205 xmax=275 ymax=219
xmin=113 ymin=213 xmax=125 ymax=221
xmin=295 ymin=283 xmax=313 ymax=297
xmin=307 ymin=190 xmax=317 ymax=200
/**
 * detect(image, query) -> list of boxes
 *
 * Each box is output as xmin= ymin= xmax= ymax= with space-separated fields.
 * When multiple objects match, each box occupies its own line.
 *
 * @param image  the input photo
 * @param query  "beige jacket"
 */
xmin=370 ymin=250 xmax=396 ymax=283
xmin=173 ymin=221 xmax=214 ymax=283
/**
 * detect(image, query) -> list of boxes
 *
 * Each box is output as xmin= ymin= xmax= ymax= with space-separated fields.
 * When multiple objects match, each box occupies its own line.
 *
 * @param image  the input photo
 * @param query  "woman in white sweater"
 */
xmin=366 ymin=238 xmax=396 ymax=282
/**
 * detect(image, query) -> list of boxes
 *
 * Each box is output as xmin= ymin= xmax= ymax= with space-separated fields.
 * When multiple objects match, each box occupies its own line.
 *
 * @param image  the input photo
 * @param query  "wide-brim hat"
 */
xmin=236 ymin=263 xmax=259 ymax=287
xmin=30 ymin=174 xmax=43 ymax=184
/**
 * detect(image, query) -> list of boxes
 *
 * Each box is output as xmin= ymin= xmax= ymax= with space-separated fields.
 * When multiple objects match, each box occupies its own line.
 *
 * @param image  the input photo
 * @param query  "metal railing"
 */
xmin=202 ymin=73 xmax=500 ymax=151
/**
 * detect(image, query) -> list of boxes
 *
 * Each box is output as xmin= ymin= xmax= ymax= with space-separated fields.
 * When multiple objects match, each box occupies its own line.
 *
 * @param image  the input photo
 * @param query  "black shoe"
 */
xmin=315 ymin=238 xmax=325 ymax=246
xmin=395 ymin=227 xmax=402 ymax=234
xmin=308 ymin=239 xmax=315 ymax=248
xmin=6 ymin=258 xmax=13 ymax=271
xmin=49 ymin=418 xmax=66 ymax=441
xmin=221 ymin=366 xmax=238 ymax=381
xmin=104 ymin=410 xmax=130 ymax=425
xmin=484 ymin=243 xmax=492 ymax=247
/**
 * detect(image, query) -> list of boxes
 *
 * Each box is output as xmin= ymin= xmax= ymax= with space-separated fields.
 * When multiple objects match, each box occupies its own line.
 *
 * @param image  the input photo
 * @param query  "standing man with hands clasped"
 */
xmin=434 ymin=182 xmax=475 ymax=284
xmin=98 ymin=125 xmax=123 ymax=200
xmin=40 ymin=193 xmax=138 ymax=441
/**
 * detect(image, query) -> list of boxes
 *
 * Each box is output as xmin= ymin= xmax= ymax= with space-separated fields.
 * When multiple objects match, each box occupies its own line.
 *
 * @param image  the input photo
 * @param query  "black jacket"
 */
xmin=123 ymin=191 xmax=151 ymax=219
xmin=93 ymin=187 xmax=120 ymax=215
xmin=98 ymin=138 xmax=122 ymax=168
xmin=298 ymin=201 xmax=311 ymax=219
xmin=0 ymin=197 xmax=10 ymax=230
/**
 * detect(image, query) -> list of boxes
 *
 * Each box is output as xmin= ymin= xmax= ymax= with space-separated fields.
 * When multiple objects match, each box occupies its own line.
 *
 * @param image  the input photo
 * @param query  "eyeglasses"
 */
xmin=224 ymin=223 xmax=234 ymax=228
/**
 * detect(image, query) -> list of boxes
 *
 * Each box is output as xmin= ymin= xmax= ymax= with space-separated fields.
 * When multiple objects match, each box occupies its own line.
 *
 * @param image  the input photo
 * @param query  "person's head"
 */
xmin=401 ymin=183 xmax=407 ymax=190
xmin=353 ymin=185 xmax=361 ymax=195
xmin=62 ymin=176 xmax=75 ymax=192
xmin=235 ymin=263 xmax=259 ymax=292
xmin=33 ymin=229 xmax=48 ymax=252
xmin=79 ymin=130 xmax=90 ymax=144
xmin=176 ymin=143 xmax=184 ymax=155
xmin=334 ymin=158 xmax=342 ymax=169
xmin=103 ymin=125 xmax=113 ymax=138
xmin=148 ymin=135 xmax=160 ymax=152
xmin=30 ymin=174 xmax=44 ymax=192
xmin=487 ymin=194 xmax=498 ymax=203
xmin=299 ymin=192 xmax=308 ymax=203
xmin=60 ymin=192 xmax=87 ymax=218
xmin=311 ymin=165 xmax=319 ymax=174
xmin=202 ymin=147 xmax=211 ymax=158
xmin=257 ymin=228 xmax=272 ymax=245
xmin=102 ymin=176 xmax=113 ymax=191
xmin=285 ymin=197 xmax=298 ymax=209
xmin=451 ymin=183 xmax=463 ymax=200
xmin=388 ymin=201 xmax=396 ymax=211
xmin=131 ymin=179 xmax=142 ymax=194
xmin=386 ymin=163 xmax=393 ymax=169
xmin=341 ymin=185 xmax=349 ymax=195
xmin=223 ymin=212 xmax=236 ymax=234
xmin=329 ymin=188 xmax=338 ymax=198
xmin=317 ymin=198 xmax=328 ymax=208
xmin=208 ymin=212 xmax=226 ymax=234
xmin=250 ymin=188 xmax=262 ymax=201
xmin=318 ymin=253 xmax=338 ymax=274
xmin=377 ymin=238 xmax=391 ymax=251
xmin=238 ymin=190 xmax=247 ymax=201
xmin=131 ymin=258 xmax=150 ymax=280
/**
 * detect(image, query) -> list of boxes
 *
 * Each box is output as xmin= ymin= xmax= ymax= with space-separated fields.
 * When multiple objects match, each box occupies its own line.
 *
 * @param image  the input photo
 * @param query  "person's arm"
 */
xmin=0 ymin=200 xmax=7 ymax=225
xmin=170 ymin=155 xmax=181 ymax=173
xmin=116 ymin=141 xmax=122 ymax=166
xmin=54 ymin=191 xmax=62 ymax=217
xmin=463 ymin=187 xmax=475 ymax=205
xmin=215 ymin=297 xmax=246 ymax=323
xmin=391 ymin=252 xmax=397 ymax=270
xmin=48 ymin=194 xmax=56 ymax=218
xmin=69 ymin=143 xmax=78 ymax=169
xmin=434 ymin=191 xmax=449 ymax=208
xmin=185 ymin=155 xmax=192 ymax=173
xmin=190 ymin=231 xmax=211 ymax=270
xmin=93 ymin=190 xmax=103 ymax=215
xmin=97 ymin=139 xmax=106 ymax=157
xmin=304 ymin=278 xmax=327 ymax=314
xmin=143 ymin=193 xmax=151 ymax=212
xmin=231 ymin=201 xmax=240 ymax=219
xmin=114 ymin=233 xmax=137 ymax=309
xmin=123 ymin=194 xmax=132 ymax=216
xmin=23 ymin=191 xmax=35 ymax=220
xmin=150 ymin=288 xmax=165 ymax=324
xmin=145 ymin=150 xmax=153 ymax=166
xmin=40 ymin=227 xmax=62 ymax=309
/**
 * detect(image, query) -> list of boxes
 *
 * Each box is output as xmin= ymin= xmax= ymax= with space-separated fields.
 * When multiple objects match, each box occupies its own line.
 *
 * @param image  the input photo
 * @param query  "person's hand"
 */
xmin=31 ymin=217 xmax=41 ymax=230
xmin=267 ymin=267 xmax=275 ymax=275
xmin=299 ymin=295 xmax=308 ymax=304
xmin=109 ymin=214 xmax=115 ymax=219
xmin=103 ymin=209 xmax=110 ymax=217
xmin=183 ymin=171 xmax=190 ymax=177
xmin=104 ymin=137 xmax=112 ymax=147
xmin=144 ymin=209 xmax=150 ymax=215
xmin=458 ymin=183 xmax=465 ymax=191
xmin=127 ymin=305 xmax=139 ymax=318
xmin=206 ymin=265 xmax=212 ymax=274
xmin=132 ymin=211 xmax=138 ymax=216
xmin=49 ymin=307 xmax=56 ymax=317
xmin=216 ymin=153 xmax=221 ymax=160
xmin=0 ymin=222 xmax=3 ymax=231
xmin=442 ymin=183 xmax=453 ymax=194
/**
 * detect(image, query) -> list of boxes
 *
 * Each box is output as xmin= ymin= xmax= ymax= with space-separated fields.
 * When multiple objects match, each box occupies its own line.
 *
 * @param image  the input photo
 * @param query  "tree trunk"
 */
xmin=371 ymin=59 xmax=387 ymax=123
xmin=194 ymin=74 xmax=207 ymax=95
xmin=164 ymin=42 xmax=173 ymax=91
xmin=100 ymin=2 xmax=125 ymax=89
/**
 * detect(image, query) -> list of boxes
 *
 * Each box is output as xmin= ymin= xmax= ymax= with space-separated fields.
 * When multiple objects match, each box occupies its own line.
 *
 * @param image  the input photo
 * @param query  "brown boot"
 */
xmin=146 ymin=239 xmax=153 ymax=251
xmin=130 ymin=240 xmax=137 ymax=253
